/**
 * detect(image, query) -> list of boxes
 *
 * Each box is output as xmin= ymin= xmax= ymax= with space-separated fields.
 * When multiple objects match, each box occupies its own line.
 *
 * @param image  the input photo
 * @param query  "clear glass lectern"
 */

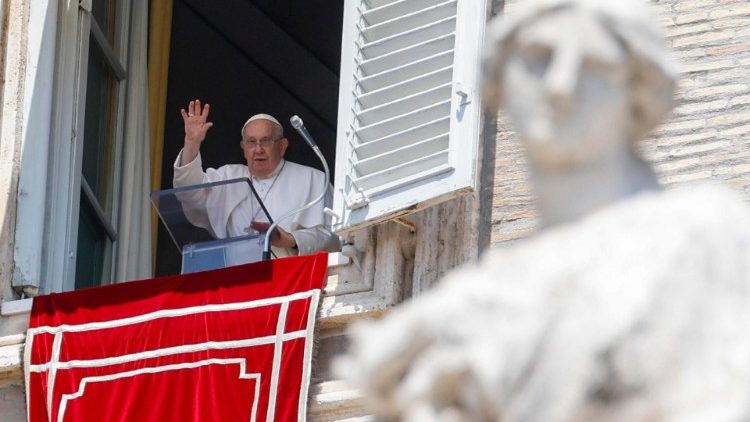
xmin=151 ymin=177 xmax=272 ymax=274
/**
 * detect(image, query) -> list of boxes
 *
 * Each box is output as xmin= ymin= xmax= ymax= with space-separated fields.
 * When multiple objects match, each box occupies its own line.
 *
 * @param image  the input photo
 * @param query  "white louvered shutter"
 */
xmin=332 ymin=0 xmax=486 ymax=234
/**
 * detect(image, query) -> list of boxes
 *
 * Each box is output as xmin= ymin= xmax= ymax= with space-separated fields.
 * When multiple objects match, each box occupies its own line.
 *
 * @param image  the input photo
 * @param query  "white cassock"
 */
xmin=173 ymin=150 xmax=339 ymax=264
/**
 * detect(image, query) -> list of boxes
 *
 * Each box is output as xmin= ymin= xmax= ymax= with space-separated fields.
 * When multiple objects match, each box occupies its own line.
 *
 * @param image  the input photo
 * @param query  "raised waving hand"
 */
xmin=179 ymin=99 xmax=213 ymax=165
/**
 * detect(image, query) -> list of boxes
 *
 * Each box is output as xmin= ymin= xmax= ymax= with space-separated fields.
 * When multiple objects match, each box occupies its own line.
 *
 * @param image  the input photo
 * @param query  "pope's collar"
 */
xmin=250 ymin=159 xmax=285 ymax=181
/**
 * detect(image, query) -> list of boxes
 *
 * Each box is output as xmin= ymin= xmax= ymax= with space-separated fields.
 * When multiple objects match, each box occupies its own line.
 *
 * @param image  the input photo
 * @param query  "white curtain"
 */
xmin=114 ymin=0 xmax=152 ymax=281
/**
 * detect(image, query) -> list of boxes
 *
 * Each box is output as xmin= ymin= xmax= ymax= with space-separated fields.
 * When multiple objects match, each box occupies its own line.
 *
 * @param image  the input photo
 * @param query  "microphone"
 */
xmin=262 ymin=115 xmax=331 ymax=260
xmin=290 ymin=115 xmax=317 ymax=149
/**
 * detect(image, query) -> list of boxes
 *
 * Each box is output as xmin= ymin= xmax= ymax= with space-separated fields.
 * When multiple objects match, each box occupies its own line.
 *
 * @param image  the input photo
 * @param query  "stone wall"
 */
xmin=491 ymin=0 xmax=750 ymax=245
xmin=0 ymin=385 xmax=24 ymax=422
xmin=0 ymin=0 xmax=25 ymax=302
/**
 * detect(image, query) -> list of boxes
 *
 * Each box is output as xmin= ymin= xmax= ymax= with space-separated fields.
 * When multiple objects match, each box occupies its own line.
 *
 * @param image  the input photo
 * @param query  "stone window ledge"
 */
xmin=1 ymin=298 xmax=32 ymax=317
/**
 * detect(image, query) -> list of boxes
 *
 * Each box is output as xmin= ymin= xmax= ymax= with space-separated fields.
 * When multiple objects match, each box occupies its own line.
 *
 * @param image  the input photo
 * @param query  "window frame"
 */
xmin=42 ymin=0 xmax=131 ymax=293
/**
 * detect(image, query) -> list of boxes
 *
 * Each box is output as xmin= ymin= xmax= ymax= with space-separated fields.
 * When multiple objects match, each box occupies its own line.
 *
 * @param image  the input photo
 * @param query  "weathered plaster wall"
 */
xmin=0 ymin=0 xmax=30 ymax=420
xmin=0 ymin=0 xmax=25 ymax=303
xmin=0 ymin=384 xmax=24 ymax=422
xmin=492 ymin=0 xmax=750 ymax=245
xmin=310 ymin=192 xmax=486 ymax=420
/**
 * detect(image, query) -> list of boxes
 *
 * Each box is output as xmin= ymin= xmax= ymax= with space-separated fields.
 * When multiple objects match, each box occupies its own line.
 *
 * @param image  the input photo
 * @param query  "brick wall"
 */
xmin=491 ymin=0 xmax=750 ymax=245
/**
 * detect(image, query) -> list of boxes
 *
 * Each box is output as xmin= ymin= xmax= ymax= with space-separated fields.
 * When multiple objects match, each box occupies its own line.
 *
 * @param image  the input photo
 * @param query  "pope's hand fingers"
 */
xmin=201 ymin=103 xmax=210 ymax=119
xmin=195 ymin=99 xmax=202 ymax=118
xmin=180 ymin=109 xmax=188 ymax=121
xmin=188 ymin=100 xmax=195 ymax=117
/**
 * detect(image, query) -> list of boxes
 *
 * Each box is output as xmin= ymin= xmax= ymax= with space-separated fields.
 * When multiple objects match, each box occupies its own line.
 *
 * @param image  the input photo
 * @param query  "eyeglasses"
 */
xmin=241 ymin=137 xmax=280 ymax=149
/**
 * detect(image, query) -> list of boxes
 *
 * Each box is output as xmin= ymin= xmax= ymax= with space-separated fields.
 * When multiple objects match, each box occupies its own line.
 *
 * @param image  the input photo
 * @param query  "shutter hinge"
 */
xmin=341 ymin=243 xmax=362 ymax=271
xmin=344 ymin=186 xmax=369 ymax=210
xmin=324 ymin=207 xmax=341 ymax=222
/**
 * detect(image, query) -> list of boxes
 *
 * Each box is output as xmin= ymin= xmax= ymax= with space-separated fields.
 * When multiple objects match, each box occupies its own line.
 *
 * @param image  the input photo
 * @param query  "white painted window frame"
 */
xmin=41 ymin=0 xmax=131 ymax=293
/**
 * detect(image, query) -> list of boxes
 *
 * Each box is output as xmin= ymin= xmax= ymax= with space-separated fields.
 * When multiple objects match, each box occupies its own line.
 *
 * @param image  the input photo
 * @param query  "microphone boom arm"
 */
xmin=262 ymin=116 xmax=331 ymax=260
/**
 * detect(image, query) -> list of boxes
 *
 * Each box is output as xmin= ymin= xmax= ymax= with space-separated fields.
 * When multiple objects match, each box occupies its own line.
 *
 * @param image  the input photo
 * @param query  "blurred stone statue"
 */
xmin=337 ymin=0 xmax=750 ymax=421
xmin=482 ymin=0 xmax=676 ymax=227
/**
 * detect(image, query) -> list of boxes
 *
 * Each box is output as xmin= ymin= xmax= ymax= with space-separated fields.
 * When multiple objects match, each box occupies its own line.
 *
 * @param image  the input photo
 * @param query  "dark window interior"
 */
xmin=156 ymin=0 xmax=344 ymax=276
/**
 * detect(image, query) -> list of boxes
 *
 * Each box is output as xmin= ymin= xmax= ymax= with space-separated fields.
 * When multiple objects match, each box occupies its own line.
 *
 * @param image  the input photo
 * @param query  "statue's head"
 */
xmin=483 ymin=0 xmax=677 ymax=169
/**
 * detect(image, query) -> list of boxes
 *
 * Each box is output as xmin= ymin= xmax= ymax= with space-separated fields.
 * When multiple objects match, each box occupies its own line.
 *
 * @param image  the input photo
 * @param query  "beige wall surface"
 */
xmin=0 ymin=385 xmax=24 ymax=422
xmin=491 ymin=0 xmax=750 ymax=245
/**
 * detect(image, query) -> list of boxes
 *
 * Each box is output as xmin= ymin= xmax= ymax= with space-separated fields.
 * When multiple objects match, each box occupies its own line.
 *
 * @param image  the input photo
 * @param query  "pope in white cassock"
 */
xmin=173 ymin=99 xmax=340 ymax=262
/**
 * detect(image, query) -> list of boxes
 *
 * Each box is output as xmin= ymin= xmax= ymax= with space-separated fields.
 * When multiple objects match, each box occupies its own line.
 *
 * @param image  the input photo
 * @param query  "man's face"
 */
xmin=241 ymin=119 xmax=288 ymax=178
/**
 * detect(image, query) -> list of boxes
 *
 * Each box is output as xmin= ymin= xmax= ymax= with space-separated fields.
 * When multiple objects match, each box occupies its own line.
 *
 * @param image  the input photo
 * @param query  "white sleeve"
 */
xmin=173 ymin=149 xmax=209 ymax=187
xmin=290 ymin=178 xmax=341 ymax=255
xmin=172 ymin=150 xmax=212 ymax=233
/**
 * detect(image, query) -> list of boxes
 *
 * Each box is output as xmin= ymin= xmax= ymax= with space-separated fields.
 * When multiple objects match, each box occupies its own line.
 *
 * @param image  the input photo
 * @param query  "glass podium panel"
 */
xmin=180 ymin=234 xmax=263 ymax=274
xmin=151 ymin=177 xmax=271 ymax=273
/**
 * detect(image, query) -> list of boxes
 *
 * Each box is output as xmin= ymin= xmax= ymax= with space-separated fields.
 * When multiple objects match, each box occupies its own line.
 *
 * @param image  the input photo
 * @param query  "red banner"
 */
xmin=26 ymin=253 xmax=328 ymax=422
